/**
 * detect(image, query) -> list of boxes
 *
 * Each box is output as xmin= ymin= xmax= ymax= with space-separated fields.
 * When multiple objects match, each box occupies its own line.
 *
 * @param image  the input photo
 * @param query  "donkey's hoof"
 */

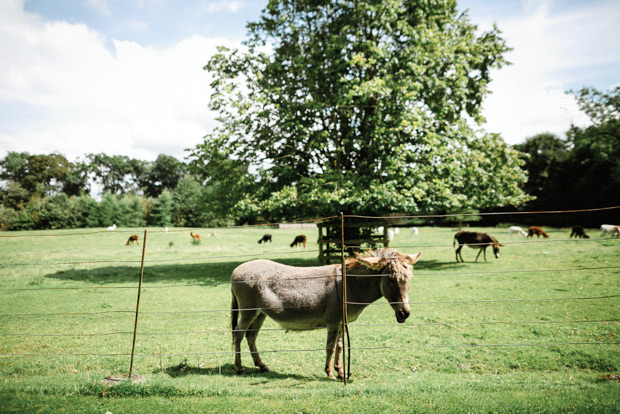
xmin=236 ymin=369 xmax=246 ymax=375
xmin=259 ymin=366 xmax=271 ymax=373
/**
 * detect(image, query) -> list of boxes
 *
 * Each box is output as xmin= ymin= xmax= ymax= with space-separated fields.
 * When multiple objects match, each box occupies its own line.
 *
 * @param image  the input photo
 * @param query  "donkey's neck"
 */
xmin=344 ymin=269 xmax=384 ymax=306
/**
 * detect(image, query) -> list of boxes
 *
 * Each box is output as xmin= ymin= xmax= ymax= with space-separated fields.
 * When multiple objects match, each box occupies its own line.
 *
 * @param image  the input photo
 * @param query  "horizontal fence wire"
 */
xmin=2 ymin=264 xmax=619 ymax=292
xmin=2 ymin=293 xmax=619 ymax=319
xmin=3 ymin=318 xmax=618 ymax=338
xmin=3 ymin=236 xmax=617 ymax=267
xmin=2 ymin=341 xmax=620 ymax=358
xmin=1 ymin=205 xmax=618 ymax=239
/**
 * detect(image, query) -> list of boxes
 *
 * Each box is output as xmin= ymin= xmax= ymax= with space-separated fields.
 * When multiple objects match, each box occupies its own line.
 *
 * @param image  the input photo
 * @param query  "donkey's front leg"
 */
xmin=333 ymin=333 xmax=345 ymax=380
xmin=324 ymin=325 xmax=341 ymax=379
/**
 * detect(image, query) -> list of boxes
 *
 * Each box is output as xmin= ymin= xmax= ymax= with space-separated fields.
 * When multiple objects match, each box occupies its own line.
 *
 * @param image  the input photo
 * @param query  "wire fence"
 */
xmin=1 ymin=206 xmax=619 ymax=379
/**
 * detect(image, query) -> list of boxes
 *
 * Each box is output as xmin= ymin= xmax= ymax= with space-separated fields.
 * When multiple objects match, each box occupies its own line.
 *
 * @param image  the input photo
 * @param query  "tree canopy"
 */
xmin=194 ymin=0 xmax=529 ymax=222
xmin=513 ymin=86 xmax=620 ymax=225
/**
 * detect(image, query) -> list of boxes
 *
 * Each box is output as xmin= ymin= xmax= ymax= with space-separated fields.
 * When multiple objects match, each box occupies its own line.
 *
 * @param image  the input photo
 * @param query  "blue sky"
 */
xmin=1 ymin=0 xmax=619 ymax=162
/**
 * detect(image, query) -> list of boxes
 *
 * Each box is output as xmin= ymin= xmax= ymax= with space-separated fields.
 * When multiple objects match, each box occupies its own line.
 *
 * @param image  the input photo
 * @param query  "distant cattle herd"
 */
xmin=117 ymin=224 xmax=619 ymax=264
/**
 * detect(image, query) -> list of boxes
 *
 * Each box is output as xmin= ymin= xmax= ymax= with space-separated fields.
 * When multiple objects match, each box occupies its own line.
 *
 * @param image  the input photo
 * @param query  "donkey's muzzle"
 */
xmin=396 ymin=308 xmax=410 ymax=323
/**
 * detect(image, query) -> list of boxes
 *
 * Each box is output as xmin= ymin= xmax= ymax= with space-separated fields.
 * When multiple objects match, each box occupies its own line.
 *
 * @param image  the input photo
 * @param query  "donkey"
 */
xmin=290 ymin=235 xmax=306 ymax=248
xmin=126 ymin=235 xmax=139 ymax=246
xmin=258 ymin=234 xmax=272 ymax=244
xmin=230 ymin=248 xmax=421 ymax=379
xmin=453 ymin=231 xmax=501 ymax=262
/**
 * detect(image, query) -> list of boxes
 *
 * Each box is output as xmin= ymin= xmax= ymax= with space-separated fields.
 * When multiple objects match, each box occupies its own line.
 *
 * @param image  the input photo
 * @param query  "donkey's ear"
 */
xmin=356 ymin=256 xmax=383 ymax=270
xmin=405 ymin=252 xmax=421 ymax=264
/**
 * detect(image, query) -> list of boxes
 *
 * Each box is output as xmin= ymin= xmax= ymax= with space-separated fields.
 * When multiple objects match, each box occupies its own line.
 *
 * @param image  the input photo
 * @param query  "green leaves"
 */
xmin=195 ymin=0 xmax=528 ymax=222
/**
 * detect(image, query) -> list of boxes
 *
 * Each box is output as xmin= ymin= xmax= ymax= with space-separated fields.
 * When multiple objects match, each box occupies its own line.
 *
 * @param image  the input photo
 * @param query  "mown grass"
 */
xmin=1 ymin=224 xmax=619 ymax=413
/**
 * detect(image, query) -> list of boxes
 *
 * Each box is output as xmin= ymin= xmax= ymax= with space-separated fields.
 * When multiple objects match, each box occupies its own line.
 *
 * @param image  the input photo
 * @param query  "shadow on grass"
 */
xmin=45 ymin=256 xmax=462 ymax=285
xmin=46 ymin=257 xmax=319 ymax=285
xmin=162 ymin=361 xmax=316 ymax=381
xmin=413 ymin=259 xmax=462 ymax=271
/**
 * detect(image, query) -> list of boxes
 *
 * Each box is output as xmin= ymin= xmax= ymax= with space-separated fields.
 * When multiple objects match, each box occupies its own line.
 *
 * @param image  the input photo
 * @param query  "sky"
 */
xmin=0 ymin=0 xmax=618 ymax=163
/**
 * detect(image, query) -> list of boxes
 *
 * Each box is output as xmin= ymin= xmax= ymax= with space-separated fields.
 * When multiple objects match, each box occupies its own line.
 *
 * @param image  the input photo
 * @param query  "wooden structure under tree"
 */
xmin=317 ymin=219 xmax=392 ymax=265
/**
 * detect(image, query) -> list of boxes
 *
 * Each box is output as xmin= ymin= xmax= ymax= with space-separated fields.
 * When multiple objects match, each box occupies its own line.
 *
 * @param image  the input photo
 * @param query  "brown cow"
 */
xmin=527 ymin=226 xmax=549 ymax=238
xmin=190 ymin=232 xmax=202 ymax=241
xmin=126 ymin=235 xmax=139 ymax=246
xmin=290 ymin=235 xmax=307 ymax=248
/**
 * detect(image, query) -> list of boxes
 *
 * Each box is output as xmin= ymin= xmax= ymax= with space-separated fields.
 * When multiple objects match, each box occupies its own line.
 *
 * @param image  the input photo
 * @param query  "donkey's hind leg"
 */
xmin=246 ymin=313 xmax=270 ymax=372
xmin=233 ymin=310 xmax=260 ymax=374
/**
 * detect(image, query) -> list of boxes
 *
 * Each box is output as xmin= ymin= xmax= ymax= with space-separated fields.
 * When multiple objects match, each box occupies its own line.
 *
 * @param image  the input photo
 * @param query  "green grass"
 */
xmin=1 ymin=225 xmax=619 ymax=413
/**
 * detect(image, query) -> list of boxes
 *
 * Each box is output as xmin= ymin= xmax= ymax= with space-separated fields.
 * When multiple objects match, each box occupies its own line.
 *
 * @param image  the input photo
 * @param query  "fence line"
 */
xmin=2 ymin=341 xmax=619 ymax=359
xmin=1 ymin=248 xmax=322 ymax=267
xmin=2 ymin=293 xmax=619 ymax=319
xmin=3 ymin=318 xmax=618 ymax=338
xmin=1 ymin=205 xmax=618 ymax=239
xmin=3 ymin=235 xmax=617 ymax=268
xmin=2 ymin=264 xmax=619 ymax=293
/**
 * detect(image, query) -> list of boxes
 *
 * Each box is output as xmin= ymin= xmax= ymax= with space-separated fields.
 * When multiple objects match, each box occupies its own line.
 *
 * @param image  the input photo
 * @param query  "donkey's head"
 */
xmin=355 ymin=249 xmax=421 ymax=323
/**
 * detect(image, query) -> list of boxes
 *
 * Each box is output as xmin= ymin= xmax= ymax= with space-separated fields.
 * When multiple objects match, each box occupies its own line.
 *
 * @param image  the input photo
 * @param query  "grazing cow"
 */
xmin=387 ymin=230 xmax=395 ymax=241
xmin=258 ymin=234 xmax=272 ymax=244
xmin=570 ymin=225 xmax=590 ymax=239
xmin=107 ymin=224 xmax=116 ymax=231
xmin=126 ymin=235 xmax=139 ymax=246
xmin=600 ymin=224 xmax=619 ymax=236
xmin=454 ymin=231 xmax=501 ymax=263
xmin=508 ymin=226 xmax=527 ymax=236
xmin=411 ymin=227 xmax=419 ymax=236
xmin=290 ymin=235 xmax=307 ymax=248
xmin=527 ymin=226 xmax=549 ymax=238
xmin=190 ymin=232 xmax=202 ymax=241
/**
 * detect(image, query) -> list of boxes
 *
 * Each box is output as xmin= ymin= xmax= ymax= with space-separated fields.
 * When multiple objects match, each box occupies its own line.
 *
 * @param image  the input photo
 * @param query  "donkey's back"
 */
xmin=231 ymin=260 xmax=338 ymax=329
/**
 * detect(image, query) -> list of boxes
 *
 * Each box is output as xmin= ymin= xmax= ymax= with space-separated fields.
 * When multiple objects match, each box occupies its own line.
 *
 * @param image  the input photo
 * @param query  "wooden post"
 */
xmin=128 ymin=229 xmax=147 ymax=380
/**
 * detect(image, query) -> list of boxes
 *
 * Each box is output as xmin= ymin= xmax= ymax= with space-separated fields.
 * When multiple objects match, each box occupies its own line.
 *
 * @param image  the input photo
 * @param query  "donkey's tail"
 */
xmin=231 ymin=293 xmax=239 ymax=345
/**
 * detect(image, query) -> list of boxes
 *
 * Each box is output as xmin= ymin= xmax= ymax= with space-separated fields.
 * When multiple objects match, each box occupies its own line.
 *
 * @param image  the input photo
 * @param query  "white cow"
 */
xmin=411 ymin=227 xmax=419 ymax=235
xmin=508 ymin=226 xmax=527 ymax=236
xmin=600 ymin=224 xmax=619 ymax=236
xmin=106 ymin=224 xmax=116 ymax=231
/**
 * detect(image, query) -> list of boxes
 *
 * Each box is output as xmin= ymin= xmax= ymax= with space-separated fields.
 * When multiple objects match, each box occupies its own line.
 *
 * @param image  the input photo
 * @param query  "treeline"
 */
xmin=1 ymin=86 xmax=618 ymax=231
xmin=505 ymin=87 xmax=620 ymax=227
xmin=0 ymin=153 xmax=231 ymax=230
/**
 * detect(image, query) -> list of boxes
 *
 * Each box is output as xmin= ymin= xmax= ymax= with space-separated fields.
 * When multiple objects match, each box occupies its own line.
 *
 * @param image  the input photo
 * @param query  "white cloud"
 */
xmin=86 ymin=0 xmax=111 ymax=16
xmin=0 ymin=1 xmax=238 ymax=161
xmin=205 ymin=1 xmax=245 ymax=14
xmin=473 ymin=0 xmax=620 ymax=144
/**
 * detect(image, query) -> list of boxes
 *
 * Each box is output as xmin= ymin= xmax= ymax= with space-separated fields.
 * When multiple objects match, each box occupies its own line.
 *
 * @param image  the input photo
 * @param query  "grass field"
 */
xmin=1 ymin=224 xmax=619 ymax=413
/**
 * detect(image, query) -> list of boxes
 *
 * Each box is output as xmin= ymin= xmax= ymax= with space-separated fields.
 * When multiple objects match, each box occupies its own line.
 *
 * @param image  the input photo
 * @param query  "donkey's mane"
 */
xmin=344 ymin=248 xmax=409 ymax=272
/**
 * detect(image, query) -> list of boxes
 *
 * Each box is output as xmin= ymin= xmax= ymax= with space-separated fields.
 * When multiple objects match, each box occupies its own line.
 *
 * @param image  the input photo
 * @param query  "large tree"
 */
xmin=202 ymin=1 xmax=529 ymax=220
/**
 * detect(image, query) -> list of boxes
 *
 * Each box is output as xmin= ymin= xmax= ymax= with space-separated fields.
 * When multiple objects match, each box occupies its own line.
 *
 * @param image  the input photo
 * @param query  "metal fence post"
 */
xmin=128 ymin=228 xmax=147 ymax=380
xmin=339 ymin=213 xmax=351 ymax=383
